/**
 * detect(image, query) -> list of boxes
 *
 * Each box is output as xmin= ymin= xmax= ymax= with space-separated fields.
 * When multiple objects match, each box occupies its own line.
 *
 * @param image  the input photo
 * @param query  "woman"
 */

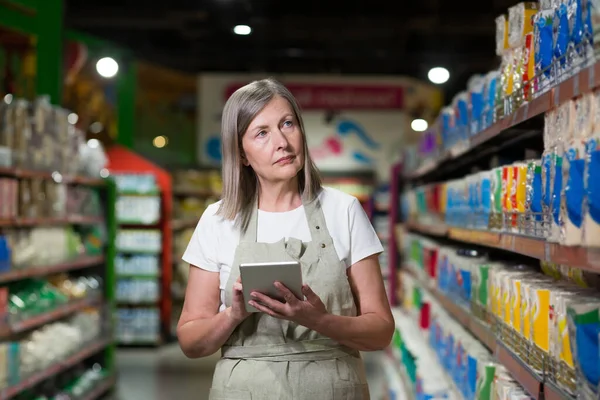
xmin=178 ymin=78 xmax=394 ymax=400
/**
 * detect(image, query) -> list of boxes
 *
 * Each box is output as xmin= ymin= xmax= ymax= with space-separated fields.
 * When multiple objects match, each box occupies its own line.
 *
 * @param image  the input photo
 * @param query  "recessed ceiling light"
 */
xmin=153 ymin=135 xmax=168 ymax=148
xmin=234 ymin=25 xmax=252 ymax=35
xmin=411 ymin=119 xmax=428 ymax=132
xmin=96 ymin=57 xmax=119 ymax=78
xmin=428 ymin=67 xmax=450 ymax=84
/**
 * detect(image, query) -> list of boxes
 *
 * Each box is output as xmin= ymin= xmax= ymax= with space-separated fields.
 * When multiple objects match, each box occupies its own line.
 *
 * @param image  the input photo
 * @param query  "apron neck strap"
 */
xmin=241 ymin=190 xmax=326 ymax=243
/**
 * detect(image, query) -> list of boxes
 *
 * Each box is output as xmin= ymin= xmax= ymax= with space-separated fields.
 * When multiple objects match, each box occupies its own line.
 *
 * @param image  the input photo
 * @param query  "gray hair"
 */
xmin=217 ymin=78 xmax=322 ymax=232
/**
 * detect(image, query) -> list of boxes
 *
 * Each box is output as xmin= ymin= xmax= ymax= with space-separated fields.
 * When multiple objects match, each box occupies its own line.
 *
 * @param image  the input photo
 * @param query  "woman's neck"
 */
xmin=258 ymin=177 xmax=302 ymax=212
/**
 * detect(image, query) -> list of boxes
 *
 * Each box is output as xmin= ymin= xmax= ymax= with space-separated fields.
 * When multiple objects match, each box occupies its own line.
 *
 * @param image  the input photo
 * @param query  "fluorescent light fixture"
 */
xmin=234 ymin=25 xmax=252 ymax=35
xmin=428 ymin=67 xmax=450 ymax=84
xmin=411 ymin=119 xmax=428 ymax=132
xmin=96 ymin=57 xmax=119 ymax=78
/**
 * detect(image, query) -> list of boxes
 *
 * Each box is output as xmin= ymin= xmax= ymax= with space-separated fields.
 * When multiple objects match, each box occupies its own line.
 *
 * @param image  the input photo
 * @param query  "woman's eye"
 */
xmin=283 ymin=120 xmax=293 ymax=128
xmin=257 ymin=130 xmax=267 ymax=137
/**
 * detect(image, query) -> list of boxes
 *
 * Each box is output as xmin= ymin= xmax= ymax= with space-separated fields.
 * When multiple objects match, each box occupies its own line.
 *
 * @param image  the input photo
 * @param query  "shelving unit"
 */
xmin=392 ymin=9 xmax=600 ymax=398
xmin=0 ymin=167 xmax=117 ymax=399
xmin=112 ymin=173 xmax=164 ymax=346
xmin=170 ymin=168 xmax=222 ymax=337
xmin=401 ymin=266 xmax=572 ymax=400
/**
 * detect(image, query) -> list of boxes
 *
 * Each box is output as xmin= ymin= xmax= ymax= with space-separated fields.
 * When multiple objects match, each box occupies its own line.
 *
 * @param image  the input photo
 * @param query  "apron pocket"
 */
xmin=333 ymin=383 xmax=369 ymax=400
xmin=208 ymin=388 xmax=252 ymax=400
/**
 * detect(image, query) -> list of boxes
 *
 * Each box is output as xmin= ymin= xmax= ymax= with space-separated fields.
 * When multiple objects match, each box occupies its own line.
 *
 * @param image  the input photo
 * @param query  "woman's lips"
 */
xmin=275 ymin=155 xmax=295 ymax=165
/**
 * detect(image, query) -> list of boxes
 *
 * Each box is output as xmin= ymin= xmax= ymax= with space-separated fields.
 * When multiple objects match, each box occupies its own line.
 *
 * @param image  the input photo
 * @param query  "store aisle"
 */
xmin=116 ymin=344 xmax=219 ymax=400
xmin=115 ymin=346 xmax=386 ymax=399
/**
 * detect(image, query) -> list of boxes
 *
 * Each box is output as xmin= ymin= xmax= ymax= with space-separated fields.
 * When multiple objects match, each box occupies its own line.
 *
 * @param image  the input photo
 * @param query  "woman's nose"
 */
xmin=274 ymin=129 xmax=289 ymax=149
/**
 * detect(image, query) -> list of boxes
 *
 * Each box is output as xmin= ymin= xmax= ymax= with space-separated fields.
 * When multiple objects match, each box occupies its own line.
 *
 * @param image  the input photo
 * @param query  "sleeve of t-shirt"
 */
xmin=181 ymin=207 xmax=219 ymax=272
xmin=348 ymin=198 xmax=384 ymax=267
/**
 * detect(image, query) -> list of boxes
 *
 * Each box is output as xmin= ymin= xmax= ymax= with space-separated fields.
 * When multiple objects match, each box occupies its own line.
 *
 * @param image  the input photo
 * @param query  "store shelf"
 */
xmin=402 ymin=268 xmax=574 ymax=400
xmin=0 ymin=215 xmax=104 ymax=228
xmin=407 ymin=222 xmax=600 ymax=272
xmin=81 ymin=375 xmax=116 ymax=400
xmin=0 ymin=255 xmax=104 ymax=284
xmin=495 ymin=341 xmax=544 ymax=399
xmin=1 ymin=338 xmax=111 ymax=400
xmin=0 ymin=296 xmax=102 ymax=337
xmin=544 ymin=380 xmax=574 ymax=400
xmin=406 ymin=62 xmax=600 ymax=181
xmin=0 ymin=167 xmax=105 ymax=186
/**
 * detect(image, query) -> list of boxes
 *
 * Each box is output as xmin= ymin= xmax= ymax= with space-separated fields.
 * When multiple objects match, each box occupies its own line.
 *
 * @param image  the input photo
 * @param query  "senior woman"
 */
xmin=178 ymin=78 xmax=394 ymax=400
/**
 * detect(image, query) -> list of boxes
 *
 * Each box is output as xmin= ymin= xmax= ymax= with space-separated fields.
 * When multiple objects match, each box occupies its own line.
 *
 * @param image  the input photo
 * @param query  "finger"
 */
xmin=302 ymin=285 xmax=320 ymax=304
xmin=236 ymin=276 xmax=242 ymax=283
xmin=250 ymin=291 xmax=285 ymax=312
xmin=249 ymin=300 xmax=285 ymax=318
xmin=233 ymin=282 xmax=243 ymax=291
xmin=274 ymin=282 xmax=299 ymax=305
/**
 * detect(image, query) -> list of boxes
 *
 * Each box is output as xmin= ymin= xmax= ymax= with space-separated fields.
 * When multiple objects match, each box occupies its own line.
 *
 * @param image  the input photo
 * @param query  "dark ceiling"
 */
xmin=64 ymin=0 xmax=518 ymax=100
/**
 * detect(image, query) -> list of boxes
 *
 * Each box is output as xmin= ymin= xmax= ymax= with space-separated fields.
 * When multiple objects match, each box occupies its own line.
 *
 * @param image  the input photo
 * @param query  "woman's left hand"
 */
xmin=249 ymin=282 xmax=327 ymax=328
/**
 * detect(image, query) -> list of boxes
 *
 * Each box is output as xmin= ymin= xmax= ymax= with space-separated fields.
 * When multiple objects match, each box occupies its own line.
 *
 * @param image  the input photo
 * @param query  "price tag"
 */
xmin=554 ymin=85 xmax=561 ymax=108
xmin=573 ymin=73 xmax=580 ymax=97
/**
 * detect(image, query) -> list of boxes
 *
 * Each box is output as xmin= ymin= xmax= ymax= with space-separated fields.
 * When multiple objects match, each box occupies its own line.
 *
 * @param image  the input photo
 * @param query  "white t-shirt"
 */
xmin=182 ymin=187 xmax=384 ymax=311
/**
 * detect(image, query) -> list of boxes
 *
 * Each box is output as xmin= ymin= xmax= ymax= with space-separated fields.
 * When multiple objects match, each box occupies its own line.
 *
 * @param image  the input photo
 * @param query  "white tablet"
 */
xmin=239 ymin=261 xmax=304 ymax=313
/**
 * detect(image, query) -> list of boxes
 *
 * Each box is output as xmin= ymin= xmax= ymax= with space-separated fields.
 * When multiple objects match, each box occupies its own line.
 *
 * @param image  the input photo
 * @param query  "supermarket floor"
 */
xmin=115 ymin=344 xmax=219 ymax=400
xmin=114 ymin=345 xmax=386 ymax=399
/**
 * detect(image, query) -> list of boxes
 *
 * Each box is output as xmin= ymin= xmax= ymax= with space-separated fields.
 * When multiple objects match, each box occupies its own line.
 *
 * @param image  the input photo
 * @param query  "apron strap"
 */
xmin=221 ymin=338 xmax=359 ymax=361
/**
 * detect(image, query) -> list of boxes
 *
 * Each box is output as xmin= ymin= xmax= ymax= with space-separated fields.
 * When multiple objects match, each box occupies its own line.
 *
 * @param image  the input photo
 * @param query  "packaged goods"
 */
xmin=563 ymin=95 xmax=593 ymax=245
xmin=584 ymin=91 xmax=600 ymax=247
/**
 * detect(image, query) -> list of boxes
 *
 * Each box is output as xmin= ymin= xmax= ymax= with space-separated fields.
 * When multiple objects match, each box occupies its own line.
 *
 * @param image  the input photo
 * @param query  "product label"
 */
xmin=565 ymin=147 xmax=585 ymax=228
xmin=586 ymin=138 xmax=600 ymax=224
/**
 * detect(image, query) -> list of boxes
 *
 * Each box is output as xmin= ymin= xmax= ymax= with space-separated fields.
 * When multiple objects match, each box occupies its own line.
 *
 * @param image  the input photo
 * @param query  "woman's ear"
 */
xmin=240 ymin=152 xmax=250 ymax=167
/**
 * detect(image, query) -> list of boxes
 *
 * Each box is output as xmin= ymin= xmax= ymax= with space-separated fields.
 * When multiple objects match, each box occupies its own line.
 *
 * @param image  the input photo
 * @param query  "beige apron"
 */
xmin=208 ymin=196 xmax=370 ymax=400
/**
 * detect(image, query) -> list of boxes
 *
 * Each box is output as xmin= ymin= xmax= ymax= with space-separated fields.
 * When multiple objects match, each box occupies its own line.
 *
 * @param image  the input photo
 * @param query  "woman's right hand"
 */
xmin=227 ymin=276 xmax=251 ymax=324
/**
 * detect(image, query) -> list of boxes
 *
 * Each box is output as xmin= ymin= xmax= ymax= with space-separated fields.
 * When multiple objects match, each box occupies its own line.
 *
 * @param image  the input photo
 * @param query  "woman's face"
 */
xmin=241 ymin=95 xmax=304 ymax=184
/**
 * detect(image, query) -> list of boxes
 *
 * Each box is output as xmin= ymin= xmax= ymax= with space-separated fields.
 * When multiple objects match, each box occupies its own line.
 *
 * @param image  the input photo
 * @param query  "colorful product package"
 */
xmin=484 ymin=71 xmax=501 ymax=130
xmin=554 ymin=0 xmax=572 ymax=82
xmin=529 ymin=283 xmax=552 ymax=357
xmin=566 ymin=301 xmax=600 ymax=399
xmin=468 ymin=75 xmax=486 ymax=136
xmin=534 ymin=9 xmax=555 ymax=95
xmin=526 ymin=160 xmax=544 ymax=235
xmin=522 ymin=32 xmax=537 ymax=101
xmin=563 ymin=94 xmax=593 ymax=246
xmin=508 ymin=2 xmax=540 ymax=49
xmin=584 ymin=90 xmax=600 ymax=247
xmin=490 ymin=167 xmax=504 ymax=230
xmin=496 ymin=15 xmax=510 ymax=56
xmin=549 ymin=102 xmax=574 ymax=242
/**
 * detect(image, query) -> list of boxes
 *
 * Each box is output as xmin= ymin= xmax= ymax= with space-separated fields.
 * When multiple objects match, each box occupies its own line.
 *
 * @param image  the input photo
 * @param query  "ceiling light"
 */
xmin=428 ymin=67 xmax=450 ymax=84
xmin=96 ymin=57 xmax=119 ymax=78
xmin=87 ymin=139 xmax=100 ymax=149
xmin=234 ymin=25 xmax=252 ymax=35
xmin=67 ymin=113 xmax=79 ymax=125
xmin=411 ymin=119 xmax=428 ymax=132
xmin=153 ymin=135 xmax=168 ymax=148
xmin=3 ymin=94 xmax=13 ymax=104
